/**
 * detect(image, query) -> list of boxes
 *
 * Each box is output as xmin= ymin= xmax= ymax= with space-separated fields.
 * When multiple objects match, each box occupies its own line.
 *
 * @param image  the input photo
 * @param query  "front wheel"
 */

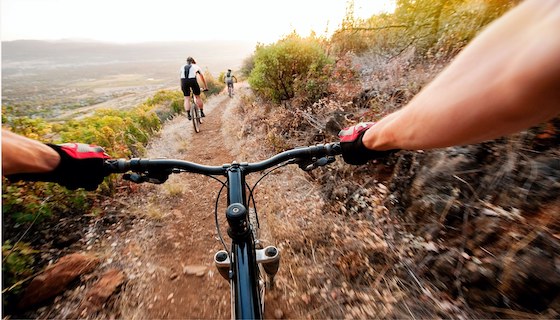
xmin=192 ymin=105 xmax=200 ymax=133
xmin=250 ymin=210 xmax=266 ymax=316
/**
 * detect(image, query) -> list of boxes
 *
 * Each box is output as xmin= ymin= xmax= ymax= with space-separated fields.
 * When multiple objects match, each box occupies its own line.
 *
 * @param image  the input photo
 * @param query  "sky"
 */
xmin=1 ymin=0 xmax=395 ymax=44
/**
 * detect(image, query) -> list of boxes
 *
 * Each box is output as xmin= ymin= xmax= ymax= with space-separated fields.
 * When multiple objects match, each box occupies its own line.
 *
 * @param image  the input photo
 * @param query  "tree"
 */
xmin=331 ymin=0 xmax=520 ymax=58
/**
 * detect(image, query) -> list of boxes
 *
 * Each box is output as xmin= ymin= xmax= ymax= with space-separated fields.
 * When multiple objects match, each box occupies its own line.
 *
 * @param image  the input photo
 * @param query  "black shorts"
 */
xmin=181 ymin=78 xmax=201 ymax=96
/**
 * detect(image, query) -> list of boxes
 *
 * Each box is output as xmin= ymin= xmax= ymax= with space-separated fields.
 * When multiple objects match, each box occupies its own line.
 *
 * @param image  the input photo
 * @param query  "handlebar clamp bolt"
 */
xmin=226 ymin=204 xmax=249 ymax=238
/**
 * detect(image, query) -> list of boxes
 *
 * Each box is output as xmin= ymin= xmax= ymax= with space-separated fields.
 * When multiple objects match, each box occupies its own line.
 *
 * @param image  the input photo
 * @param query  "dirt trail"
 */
xmin=114 ymin=87 xmax=244 ymax=319
xmin=29 ymin=83 xmax=300 ymax=319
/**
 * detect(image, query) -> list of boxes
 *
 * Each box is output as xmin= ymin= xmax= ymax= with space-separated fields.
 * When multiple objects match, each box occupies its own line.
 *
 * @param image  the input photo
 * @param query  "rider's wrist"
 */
xmin=362 ymin=124 xmax=397 ymax=151
xmin=24 ymin=143 xmax=61 ymax=173
xmin=43 ymin=145 xmax=62 ymax=172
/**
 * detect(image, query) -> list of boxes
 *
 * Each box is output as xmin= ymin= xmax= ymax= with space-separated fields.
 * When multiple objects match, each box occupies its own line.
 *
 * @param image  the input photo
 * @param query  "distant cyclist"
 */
xmin=180 ymin=57 xmax=208 ymax=120
xmin=225 ymin=69 xmax=238 ymax=97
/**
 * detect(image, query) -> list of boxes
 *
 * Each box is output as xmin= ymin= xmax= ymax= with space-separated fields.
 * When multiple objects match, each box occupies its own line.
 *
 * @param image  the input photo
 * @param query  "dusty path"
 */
xmin=111 ymin=88 xmax=242 ymax=319
xmin=122 ymin=91 xmax=235 ymax=319
xmin=39 ymin=83 xmax=304 ymax=319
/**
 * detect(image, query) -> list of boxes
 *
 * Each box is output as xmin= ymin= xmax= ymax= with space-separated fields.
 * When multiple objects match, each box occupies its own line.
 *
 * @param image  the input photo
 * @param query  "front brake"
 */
xmin=123 ymin=171 xmax=170 ymax=184
xmin=297 ymin=156 xmax=336 ymax=171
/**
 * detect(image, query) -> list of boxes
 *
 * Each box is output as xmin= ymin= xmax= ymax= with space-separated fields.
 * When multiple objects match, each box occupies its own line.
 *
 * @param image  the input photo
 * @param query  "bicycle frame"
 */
xmin=226 ymin=164 xmax=262 ymax=319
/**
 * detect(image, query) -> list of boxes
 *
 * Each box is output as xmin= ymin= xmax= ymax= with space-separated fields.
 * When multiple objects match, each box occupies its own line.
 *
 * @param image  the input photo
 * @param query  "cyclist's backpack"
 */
xmin=184 ymin=64 xmax=192 ymax=79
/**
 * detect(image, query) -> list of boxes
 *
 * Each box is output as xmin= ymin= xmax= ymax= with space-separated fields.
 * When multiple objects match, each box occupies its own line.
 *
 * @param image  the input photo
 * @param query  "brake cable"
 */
xmin=214 ymin=181 xmax=229 ymax=253
xmin=208 ymin=157 xmax=326 ymax=253
xmin=246 ymin=159 xmax=297 ymax=230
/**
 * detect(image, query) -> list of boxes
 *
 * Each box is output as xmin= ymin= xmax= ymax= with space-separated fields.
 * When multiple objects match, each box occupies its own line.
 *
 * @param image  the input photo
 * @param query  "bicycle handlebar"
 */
xmin=104 ymin=142 xmax=342 ymax=178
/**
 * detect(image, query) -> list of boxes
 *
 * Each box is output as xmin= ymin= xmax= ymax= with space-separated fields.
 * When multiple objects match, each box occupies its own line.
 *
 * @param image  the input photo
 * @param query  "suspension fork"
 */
xmin=225 ymin=164 xmax=262 ymax=319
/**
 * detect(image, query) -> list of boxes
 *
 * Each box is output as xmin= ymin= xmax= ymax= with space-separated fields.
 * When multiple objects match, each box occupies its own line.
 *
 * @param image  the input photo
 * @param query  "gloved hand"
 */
xmin=6 ymin=143 xmax=110 ymax=191
xmin=338 ymin=122 xmax=398 ymax=165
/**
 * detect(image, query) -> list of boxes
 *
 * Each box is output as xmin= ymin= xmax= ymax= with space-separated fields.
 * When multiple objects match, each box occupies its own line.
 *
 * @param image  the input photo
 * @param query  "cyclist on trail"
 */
xmin=339 ymin=0 xmax=560 ymax=165
xmin=180 ymin=56 xmax=209 ymax=120
xmin=225 ymin=69 xmax=237 ymax=96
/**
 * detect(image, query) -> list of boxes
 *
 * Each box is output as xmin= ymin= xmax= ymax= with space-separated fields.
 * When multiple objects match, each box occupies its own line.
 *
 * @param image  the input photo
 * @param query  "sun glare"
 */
xmin=1 ymin=0 xmax=395 ymax=44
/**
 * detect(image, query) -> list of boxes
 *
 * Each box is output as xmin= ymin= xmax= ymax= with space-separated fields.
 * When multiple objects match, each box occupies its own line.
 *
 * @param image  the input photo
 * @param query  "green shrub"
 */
xmin=240 ymin=54 xmax=255 ymax=78
xmin=2 ymin=241 xmax=38 ymax=306
xmin=56 ymin=105 xmax=161 ymax=158
xmin=146 ymin=90 xmax=183 ymax=106
xmin=204 ymin=70 xmax=225 ymax=96
xmin=248 ymin=33 xmax=333 ymax=104
xmin=146 ymin=90 xmax=184 ymax=121
xmin=1 ymin=116 xmax=53 ymax=142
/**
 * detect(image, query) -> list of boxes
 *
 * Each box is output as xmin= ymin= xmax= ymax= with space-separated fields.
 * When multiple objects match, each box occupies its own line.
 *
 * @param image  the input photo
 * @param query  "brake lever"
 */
xmin=317 ymin=156 xmax=335 ymax=167
xmin=299 ymin=156 xmax=336 ymax=171
xmin=123 ymin=172 xmax=170 ymax=184
xmin=123 ymin=173 xmax=144 ymax=183
xmin=297 ymin=157 xmax=316 ymax=171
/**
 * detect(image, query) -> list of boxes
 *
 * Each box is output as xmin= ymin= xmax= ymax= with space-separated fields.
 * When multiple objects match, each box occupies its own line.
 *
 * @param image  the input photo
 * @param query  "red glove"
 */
xmin=6 ymin=143 xmax=110 ymax=191
xmin=339 ymin=122 xmax=398 ymax=165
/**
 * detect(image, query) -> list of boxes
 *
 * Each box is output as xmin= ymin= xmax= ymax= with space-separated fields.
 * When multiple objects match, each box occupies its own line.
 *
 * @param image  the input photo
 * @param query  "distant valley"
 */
xmin=2 ymin=40 xmax=255 ymax=120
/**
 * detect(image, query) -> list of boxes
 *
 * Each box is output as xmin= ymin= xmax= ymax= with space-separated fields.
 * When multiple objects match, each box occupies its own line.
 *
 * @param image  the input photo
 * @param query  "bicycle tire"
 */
xmin=192 ymin=102 xmax=200 ymax=133
xmin=197 ymin=107 xmax=203 ymax=125
xmin=249 ymin=209 xmax=267 ymax=316
xmin=257 ymin=263 xmax=266 ymax=316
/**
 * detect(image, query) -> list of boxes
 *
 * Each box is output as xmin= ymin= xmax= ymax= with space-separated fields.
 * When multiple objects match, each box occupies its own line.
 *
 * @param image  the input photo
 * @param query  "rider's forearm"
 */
xmin=363 ymin=0 xmax=560 ymax=151
xmin=200 ymin=75 xmax=208 ymax=89
xmin=2 ymin=129 xmax=61 ymax=175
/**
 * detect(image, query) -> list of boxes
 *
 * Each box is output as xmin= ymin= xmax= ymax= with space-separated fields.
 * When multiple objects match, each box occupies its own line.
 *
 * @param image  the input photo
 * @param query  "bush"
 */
xmin=203 ymin=70 xmax=225 ymax=96
xmin=147 ymin=90 xmax=185 ymax=121
xmin=2 ymin=241 xmax=37 ymax=304
xmin=248 ymin=33 xmax=333 ymax=104
xmin=240 ymin=55 xmax=255 ymax=78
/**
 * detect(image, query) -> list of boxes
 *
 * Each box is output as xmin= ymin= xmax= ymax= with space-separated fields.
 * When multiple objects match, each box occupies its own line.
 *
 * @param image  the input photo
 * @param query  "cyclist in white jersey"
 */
xmin=180 ymin=57 xmax=208 ymax=120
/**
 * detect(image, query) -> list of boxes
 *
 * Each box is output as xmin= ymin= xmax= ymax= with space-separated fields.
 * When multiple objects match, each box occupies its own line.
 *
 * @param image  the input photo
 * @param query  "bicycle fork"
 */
xmin=213 ymin=164 xmax=280 ymax=287
xmin=213 ymin=202 xmax=280 ymax=318
xmin=214 ymin=244 xmax=281 ymax=286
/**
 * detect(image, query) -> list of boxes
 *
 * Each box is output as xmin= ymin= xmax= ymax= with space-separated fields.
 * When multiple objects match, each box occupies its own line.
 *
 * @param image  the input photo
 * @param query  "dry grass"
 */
xmin=352 ymin=48 xmax=448 ymax=118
